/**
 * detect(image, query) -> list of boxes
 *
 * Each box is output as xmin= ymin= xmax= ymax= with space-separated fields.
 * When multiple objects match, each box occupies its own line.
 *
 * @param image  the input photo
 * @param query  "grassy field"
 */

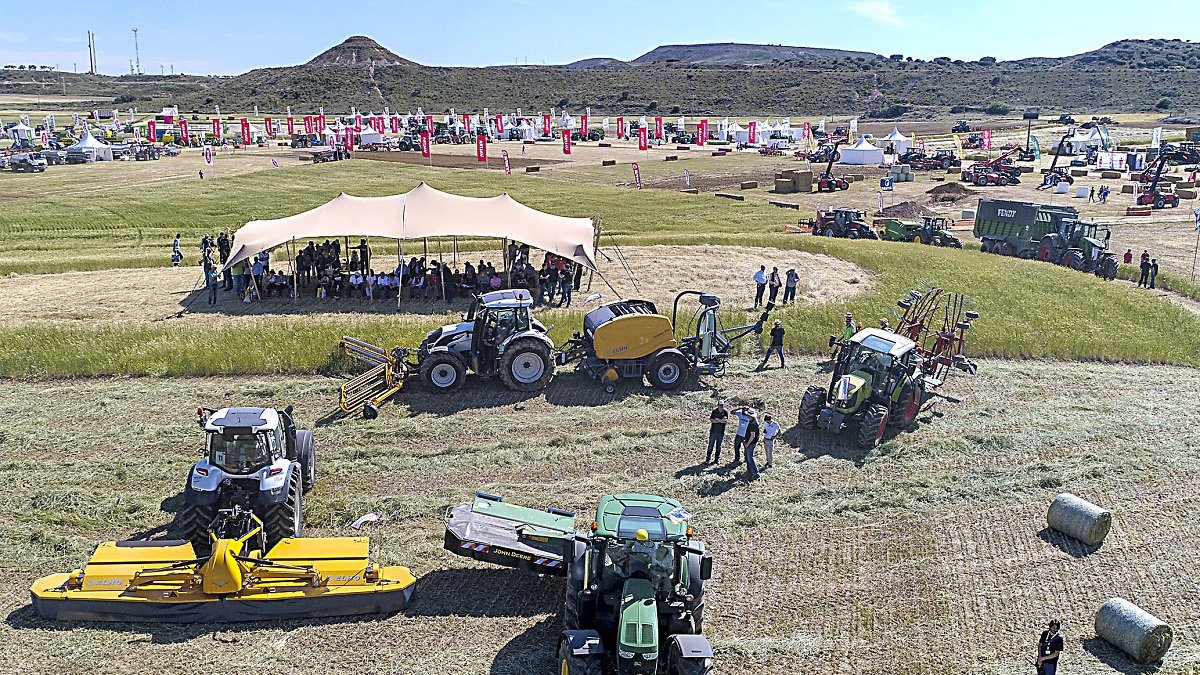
xmin=1 ymin=359 xmax=1198 ymax=674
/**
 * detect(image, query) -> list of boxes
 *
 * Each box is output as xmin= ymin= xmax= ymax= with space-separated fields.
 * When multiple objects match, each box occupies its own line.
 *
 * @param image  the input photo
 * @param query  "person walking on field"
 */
xmin=1138 ymin=256 xmax=1151 ymax=288
xmin=1036 ymin=619 xmax=1064 ymax=675
xmin=761 ymin=414 xmax=780 ymax=469
xmin=767 ymin=266 xmax=782 ymax=304
xmin=705 ymin=401 xmax=729 ymax=465
xmin=782 ymin=268 xmax=799 ymax=304
xmin=759 ymin=319 xmax=785 ymax=369
xmin=753 ymin=265 xmax=767 ymax=307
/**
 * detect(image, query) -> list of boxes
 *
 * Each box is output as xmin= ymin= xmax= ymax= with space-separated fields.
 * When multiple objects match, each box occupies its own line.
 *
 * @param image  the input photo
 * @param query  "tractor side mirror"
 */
xmin=828 ymin=335 xmax=837 ymax=348
xmin=700 ymin=555 xmax=713 ymax=581
xmin=283 ymin=405 xmax=294 ymax=416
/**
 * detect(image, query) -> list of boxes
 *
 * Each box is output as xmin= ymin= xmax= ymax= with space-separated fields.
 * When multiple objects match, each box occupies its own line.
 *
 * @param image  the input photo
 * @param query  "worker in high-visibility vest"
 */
xmin=842 ymin=313 xmax=858 ymax=341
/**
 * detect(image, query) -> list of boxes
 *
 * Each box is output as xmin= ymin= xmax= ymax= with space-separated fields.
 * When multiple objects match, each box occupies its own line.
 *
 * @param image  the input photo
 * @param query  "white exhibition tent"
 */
xmin=223 ymin=183 xmax=597 ymax=272
xmin=358 ymin=128 xmax=385 ymax=145
xmin=1064 ymin=127 xmax=1106 ymax=154
xmin=66 ymin=127 xmax=114 ymax=161
xmin=514 ymin=121 xmax=535 ymax=140
xmin=881 ymin=128 xmax=912 ymax=155
xmin=841 ymin=137 xmax=885 ymax=165
xmin=8 ymin=120 xmax=33 ymax=141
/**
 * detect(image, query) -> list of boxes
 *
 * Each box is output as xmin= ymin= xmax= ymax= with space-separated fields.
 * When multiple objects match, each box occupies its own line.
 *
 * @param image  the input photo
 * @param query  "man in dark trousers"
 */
xmin=759 ymin=319 xmax=786 ymax=369
xmin=752 ymin=265 xmax=767 ymax=307
xmin=1150 ymin=258 xmax=1159 ymax=289
xmin=1138 ymin=256 xmax=1152 ymax=288
xmin=767 ymin=266 xmax=782 ymax=304
xmin=1036 ymin=618 xmax=1063 ymax=675
xmin=705 ymin=401 xmax=728 ymax=465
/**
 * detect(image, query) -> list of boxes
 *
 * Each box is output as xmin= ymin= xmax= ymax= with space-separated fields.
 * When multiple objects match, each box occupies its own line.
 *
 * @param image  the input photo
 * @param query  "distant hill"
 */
xmin=305 ymin=36 xmax=416 ymax=67
xmin=562 ymin=57 xmax=626 ymax=70
xmin=630 ymin=42 xmax=878 ymax=66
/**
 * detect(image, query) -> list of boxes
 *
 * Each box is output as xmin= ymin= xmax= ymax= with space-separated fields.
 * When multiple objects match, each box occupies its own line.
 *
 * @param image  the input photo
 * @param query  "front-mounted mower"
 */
xmin=798 ymin=287 xmax=980 ymax=449
xmin=445 ymin=491 xmax=714 ymax=675
xmin=557 ymin=291 xmax=771 ymax=393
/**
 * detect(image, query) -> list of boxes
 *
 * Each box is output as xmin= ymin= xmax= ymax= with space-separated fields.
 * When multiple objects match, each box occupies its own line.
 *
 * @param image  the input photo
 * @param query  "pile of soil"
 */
xmin=926 ymin=181 xmax=977 ymax=204
xmin=878 ymin=200 xmax=925 ymax=218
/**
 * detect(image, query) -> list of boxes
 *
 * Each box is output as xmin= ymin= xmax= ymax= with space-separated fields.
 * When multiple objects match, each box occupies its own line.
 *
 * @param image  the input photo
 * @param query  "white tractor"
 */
xmin=179 ymin=406 xmax=315 ymax=554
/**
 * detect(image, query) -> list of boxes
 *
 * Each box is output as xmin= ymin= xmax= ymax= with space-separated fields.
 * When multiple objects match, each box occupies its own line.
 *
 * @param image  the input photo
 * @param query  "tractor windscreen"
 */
xmin=209 ymin=431 xmax=273 ymax=474
xmin=849 ymin=340 xmax=895 ymax=374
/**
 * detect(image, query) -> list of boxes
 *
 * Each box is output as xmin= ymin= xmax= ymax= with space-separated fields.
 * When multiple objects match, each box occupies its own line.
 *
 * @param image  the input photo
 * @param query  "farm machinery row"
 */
xmin=336 ymin=288 xmax=773 ymax=416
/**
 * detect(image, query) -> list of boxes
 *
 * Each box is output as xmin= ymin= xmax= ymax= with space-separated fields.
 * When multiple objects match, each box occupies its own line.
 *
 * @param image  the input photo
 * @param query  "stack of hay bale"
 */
xmin=889 ymin=164 xmax=914 ymax=183
xmin=773 ymin=170 xmax=813 ymax=194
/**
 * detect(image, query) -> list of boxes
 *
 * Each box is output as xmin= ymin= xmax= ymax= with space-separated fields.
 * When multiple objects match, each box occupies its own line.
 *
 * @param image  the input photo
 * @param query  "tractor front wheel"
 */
xmin=856 ymin=403 xmax=889 ymax=450
xmin=798 ymin=386 xmax=826 ymax=429
xmin=1060 ymin=250 xmax=1084 ymax=270
xmin=500 ymin=339 xmax=555 ymax=392
xmin=823 ymin=227 xmax=836 ymax=238
xmin=557 ymin=641 xmax=603 ymax=675
xmin=672 ymin=645 xmax=714 ymax=675
xmin=648 ymin=351 xmax=689 ymax=390
xmin=421 ymin=352 xmax=465 ymax=392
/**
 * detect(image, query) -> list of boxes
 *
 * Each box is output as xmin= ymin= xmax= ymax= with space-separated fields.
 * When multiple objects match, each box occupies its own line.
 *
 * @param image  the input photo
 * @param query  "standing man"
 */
xmin=1036 ymin=619 xmax=1064 ymax=675
xmin=842 ymin=313 xmax=858 ymax=341
xmin=205 ymin=263 xmax=219 ymax=306
xmin=705 ymin=401 xmax=728 ymax=465
xmin=1150 ymin=258 xmax=1159 ymax=289
xmin=1123 ymin=248 xmax=1133 ymax=265
xmin=1088 ymin=186 xmax=1095 ymax=203
xmin=742 ymin=408 xmax=761 ymax=479
xmin=761 ymin=414 xmax=780 ymax=469
xmin=358 ymin=238 xmax=371 ymax=273
xmin=767 ymin=266 xmax=782 ymax=305
xmin=1138 ymin=256 xmax=1151 ymax=288
xmin=759 ymin=319 xmax=786 ymax=369
xmin=753 ymin=265 xmax=767 ymax=307
xmin=782 ymin=268 xmax=799 ymax=305
xmin=731 ymin=405 xmax=752 ymax=464
xmin=171 ymin=233 xmax=182 ymax=266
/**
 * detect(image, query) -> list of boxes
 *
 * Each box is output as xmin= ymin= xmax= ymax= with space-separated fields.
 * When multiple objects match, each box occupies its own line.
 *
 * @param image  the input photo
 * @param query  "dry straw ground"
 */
xmin=1 ymin=359 xmax=1198 ymax=675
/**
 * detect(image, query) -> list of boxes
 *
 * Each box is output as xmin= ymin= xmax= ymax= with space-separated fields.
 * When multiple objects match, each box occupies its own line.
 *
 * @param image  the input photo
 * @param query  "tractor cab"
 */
xmin=199 ymin=407 xmax=293 ymax=476
xmin=828 ymin=329 xmax=917 ymax=415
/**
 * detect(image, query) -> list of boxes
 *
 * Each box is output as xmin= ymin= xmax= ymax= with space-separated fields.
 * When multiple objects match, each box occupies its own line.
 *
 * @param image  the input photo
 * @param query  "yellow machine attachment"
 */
xmin=30 ymin=510 xmax=416 ymax=623
xmin=338 ymin=336 xmax=410 ymax=418
xmin=586 ymin=300 xmax=677 ymax=360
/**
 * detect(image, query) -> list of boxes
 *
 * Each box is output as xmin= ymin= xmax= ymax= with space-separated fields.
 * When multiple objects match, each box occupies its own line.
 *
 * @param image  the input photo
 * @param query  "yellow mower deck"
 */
xmin=31 ymin=536 xmax=416 ymax=623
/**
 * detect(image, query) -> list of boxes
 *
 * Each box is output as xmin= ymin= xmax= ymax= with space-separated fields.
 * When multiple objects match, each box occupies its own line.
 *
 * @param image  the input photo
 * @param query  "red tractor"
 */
xmin=901 ymin=149 xmax=961 ymax=170
xmin=814 ymin=140 xmax=848 ymax=192
xmin=1136 ymin=153 xmax=1180 ymax=209
xmin=961 ymin=147 xmax=1021 ymax=186
xmin=809 ymin=208 xmax=879 ymax=239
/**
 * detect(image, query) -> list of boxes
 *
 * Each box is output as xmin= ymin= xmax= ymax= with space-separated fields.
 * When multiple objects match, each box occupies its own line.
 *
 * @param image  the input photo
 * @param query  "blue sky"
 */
xmin=3 ymin=0 xmax=1198 ymax=75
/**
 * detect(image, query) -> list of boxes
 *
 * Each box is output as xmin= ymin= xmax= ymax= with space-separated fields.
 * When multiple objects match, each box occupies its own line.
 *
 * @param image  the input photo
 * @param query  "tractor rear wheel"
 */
xmin=798 ymin=386 xmax=826 ymax=429
xmin=296 ymin=430 xmax=316 ymax=494
xmin=997 ymin=176 xmax=1009 ymax=187
xmin=648 ymin=351 xmax=689 ymax=390
xmin=262 ymin=471 xmax=303 ymax=551
xmin=891 ymin=384 xmax=922 ymax=427
xmin=856 ymin=403 xmax=890 ymax=450
xmin=823 ymin=227 xmax=836 ymax=238
xmin=178 ymin=501 xmax=217 ymax=557
xmin=975 ymin=176 xmax=988 ymax=187
xmin=557 ymin=641 xmax=603 ymax=675
xmin=421 ymin=352 xmax=465 ymax=392
xmin=1155 ymin=196 xmax=1166 ymax=210
xmin=499 ymin=339 xmax=554 ymax=392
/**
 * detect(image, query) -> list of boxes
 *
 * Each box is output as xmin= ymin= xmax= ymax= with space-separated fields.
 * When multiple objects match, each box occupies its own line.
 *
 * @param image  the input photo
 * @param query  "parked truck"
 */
xmin=973 ymin=198 xmax=1118 ymax=279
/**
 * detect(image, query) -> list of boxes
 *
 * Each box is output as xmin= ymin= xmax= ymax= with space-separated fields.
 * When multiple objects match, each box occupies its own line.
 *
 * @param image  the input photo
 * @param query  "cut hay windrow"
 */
xmin=1046 ymin=493 xmax=1111 ymax=546
xmin=1095 ymin=597 xmax=1173 ymax=664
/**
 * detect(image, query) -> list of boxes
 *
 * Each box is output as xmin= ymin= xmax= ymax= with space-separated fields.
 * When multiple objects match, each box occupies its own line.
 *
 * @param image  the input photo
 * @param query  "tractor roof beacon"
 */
xmin=445 ymin=491 xmax=715 ymax=675
xmin=798 ymin=288 xmax=980 ymax=449
xmin=181 ymin=406 xmax=316 ymax=555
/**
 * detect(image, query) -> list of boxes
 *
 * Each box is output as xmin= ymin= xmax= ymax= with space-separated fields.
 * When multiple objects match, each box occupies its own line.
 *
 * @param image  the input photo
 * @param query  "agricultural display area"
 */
xmin=2 ymin=103 xmax=1200 ymax=674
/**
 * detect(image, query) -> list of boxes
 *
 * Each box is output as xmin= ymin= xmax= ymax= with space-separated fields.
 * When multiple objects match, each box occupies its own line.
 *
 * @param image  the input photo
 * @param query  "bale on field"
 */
xmin=739 ymin=180 xmax=757 ymax=189
xmin=1178 ymin=189 xmax=1197 ymax=200
xmin=1121 ymin=184 xmax=1136 ymax=194
xmin=1071 ymin=168 xmax=1089 ymax=177
xmin=1047 ymin=493 xmax=1111 ymax=546
xmin=1101 ymin=171 xmax=1122 ymax=179
xmin=1095 ymin=598 xmax=1173 ymax=664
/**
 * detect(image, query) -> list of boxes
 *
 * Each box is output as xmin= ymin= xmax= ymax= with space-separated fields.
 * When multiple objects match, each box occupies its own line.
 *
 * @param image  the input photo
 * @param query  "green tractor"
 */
xmin=880 ymin=216 xmax=963 ymax=248
xmin=798 ymin=288 xmax=979 ymax=449
xmin=445 ymin=491 xmax=713 ymax=675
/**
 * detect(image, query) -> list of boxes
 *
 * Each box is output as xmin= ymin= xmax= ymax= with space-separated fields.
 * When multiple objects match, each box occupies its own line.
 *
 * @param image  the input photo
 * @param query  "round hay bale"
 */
xmin=1047 ymin=493 xmax=1111 ymax=546
xmin=1095 ymin=598 xmax=1173 ymax=664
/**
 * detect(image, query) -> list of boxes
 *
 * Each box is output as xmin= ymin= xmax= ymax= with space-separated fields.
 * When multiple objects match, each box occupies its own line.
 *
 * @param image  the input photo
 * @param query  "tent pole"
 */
xmin=453 ymin=236 xmax=458 ymax=265
xmin=438 ymin=238 xmax=445 ymax=301
xmin=503 ymin=237 xmax=510 ymax=289
xmin=397 ymin=238 xmax=403 ymax=310
xmin=587 ymin=216 xmax=601 ymax=292
xmin=290 ymin=238 xmax=297 ymax=304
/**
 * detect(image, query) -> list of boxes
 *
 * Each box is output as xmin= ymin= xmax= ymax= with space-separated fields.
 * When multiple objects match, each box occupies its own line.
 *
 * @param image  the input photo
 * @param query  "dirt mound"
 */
xmin=878 ymin=201 xmax=925 ymax=218
xmin=926 ymin=181 xmax=977 ymax=204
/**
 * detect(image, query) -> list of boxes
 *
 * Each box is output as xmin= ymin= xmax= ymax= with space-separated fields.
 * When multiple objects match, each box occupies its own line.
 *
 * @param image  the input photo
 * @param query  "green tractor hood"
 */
xmin=618 ymin=578 xmax=660 ymax=664
xmin=831 ymin=372 xmax=871 ymax=413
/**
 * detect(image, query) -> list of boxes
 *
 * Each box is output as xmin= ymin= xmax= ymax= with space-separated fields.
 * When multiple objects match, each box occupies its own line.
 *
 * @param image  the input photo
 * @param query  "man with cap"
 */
xmin=759 ymin=319 xmax=786 ymax=369
xmin=1036 ymin=618 xmax=1064 ymax=674
xmin=705 ymin=400 xmax=729 ymax=465
xmin=730 ymin=405 xmax=754 ymax=464
xmin=842 ymin=313 xmax=858 ymax=341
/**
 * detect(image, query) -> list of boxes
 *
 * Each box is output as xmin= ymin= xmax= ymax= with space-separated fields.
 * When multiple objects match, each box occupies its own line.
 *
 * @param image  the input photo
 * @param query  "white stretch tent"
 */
xmin=881 ymin=128 xmax=912 ymax=155
xmin=841 ymin=137 xmax=884 ymax=165
xmin=224 ymin=183 xmax=597 ymax=272
xmin=66 ymin=127 xmax=114 ymax=161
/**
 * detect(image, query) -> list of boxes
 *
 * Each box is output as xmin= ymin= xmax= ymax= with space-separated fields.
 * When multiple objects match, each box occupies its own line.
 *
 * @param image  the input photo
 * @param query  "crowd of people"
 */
xmin=752 ymin=264 xmax=802 ymax=307
xmin=182 ymin=234 xmax=585 ymax=308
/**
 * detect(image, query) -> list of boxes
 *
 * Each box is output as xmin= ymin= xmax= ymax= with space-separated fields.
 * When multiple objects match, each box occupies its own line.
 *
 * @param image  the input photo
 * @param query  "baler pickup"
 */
xmin=444 ymin=492 xmax=576 ymax=576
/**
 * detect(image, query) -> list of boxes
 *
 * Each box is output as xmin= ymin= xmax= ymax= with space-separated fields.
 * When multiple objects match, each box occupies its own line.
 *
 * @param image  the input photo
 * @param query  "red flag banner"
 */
xmin=264 ymin=117 xmax=273 ymax=137
xmin=638 ymin=127 xmax=648 ymax=151
xmin=501 ymin=149 xmax=511 ymax=175
xmin=240 ymin=118 xmax=251 ymax=145
xmin=354 ymin=113 xmax=362 ymax=132
xmin=697 ymin=120 xmax=708 ymax=147
xmin=982 ymin=129 xmax=992 ymax=151
xmin=632 ymin=162 xmax=642 ymax=189
xmin=303 ymin=116 xmax=313 ymax=134
xmin=802 ymin=122 xmax=811 ymax=141
xmin=343 ymin=127 xmax=353 ymax=151
xmin=654 ymin=116 xmax=663 ymax=140
xmin=562 ymin=130 xmax=571 ymax=155
xmin=419 ymin=131 xmax=431 ymax=158
xmin=748 ymin=121 xmax=758 ymax=145
xmin=212 ymin=118 xmax=222 ymax=137
xmin=179 ymin=119 xmax=190 ymax=143
xmin=425 ymin=115 xmax=434 ymax=133
xmin=287 ymin=117 xmax=295 ymax=136
xmin=580 ymin=114 xmax=588 ymax=140
xmin=462 ymin=114 xmax=471 ymax=133
xmin=147 ymin=120 xmax=156 ymax=141
xmin=617 ymin=116 xmax=625 ymax=138
xmin=390 ymin=116 xmax=399 ymax=133
xmin=316 ymin=114 xmax=326 ymax=132
xmin=477 ymin=133 xmax=487 ymax=162
xmin=542 ymin=114 xmax=551 ymax=137
xmin=495 ymin=114 xmax=505 ymax=134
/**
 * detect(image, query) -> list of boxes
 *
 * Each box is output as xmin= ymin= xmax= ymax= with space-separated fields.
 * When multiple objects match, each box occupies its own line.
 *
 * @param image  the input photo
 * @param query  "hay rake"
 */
xmin=894 ymin=287 xmax=979 ymax=385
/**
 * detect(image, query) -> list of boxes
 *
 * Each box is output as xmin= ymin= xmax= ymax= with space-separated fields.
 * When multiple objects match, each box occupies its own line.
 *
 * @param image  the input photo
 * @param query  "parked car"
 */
xmin=10 ymin=153 xmax=48 ymax=172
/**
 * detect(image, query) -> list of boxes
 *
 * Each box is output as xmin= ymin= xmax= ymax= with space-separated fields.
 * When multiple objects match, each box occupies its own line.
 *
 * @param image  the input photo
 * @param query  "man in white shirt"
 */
xmin=752 ymin=265 xmax=767 ymax=307
xmin=349 ymin=271 xmax=363 ymax=296
xmin=376 ymin=272 xmax=390 ymax=300
xmin=761 ymin=414 xmax=781 ymax=469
